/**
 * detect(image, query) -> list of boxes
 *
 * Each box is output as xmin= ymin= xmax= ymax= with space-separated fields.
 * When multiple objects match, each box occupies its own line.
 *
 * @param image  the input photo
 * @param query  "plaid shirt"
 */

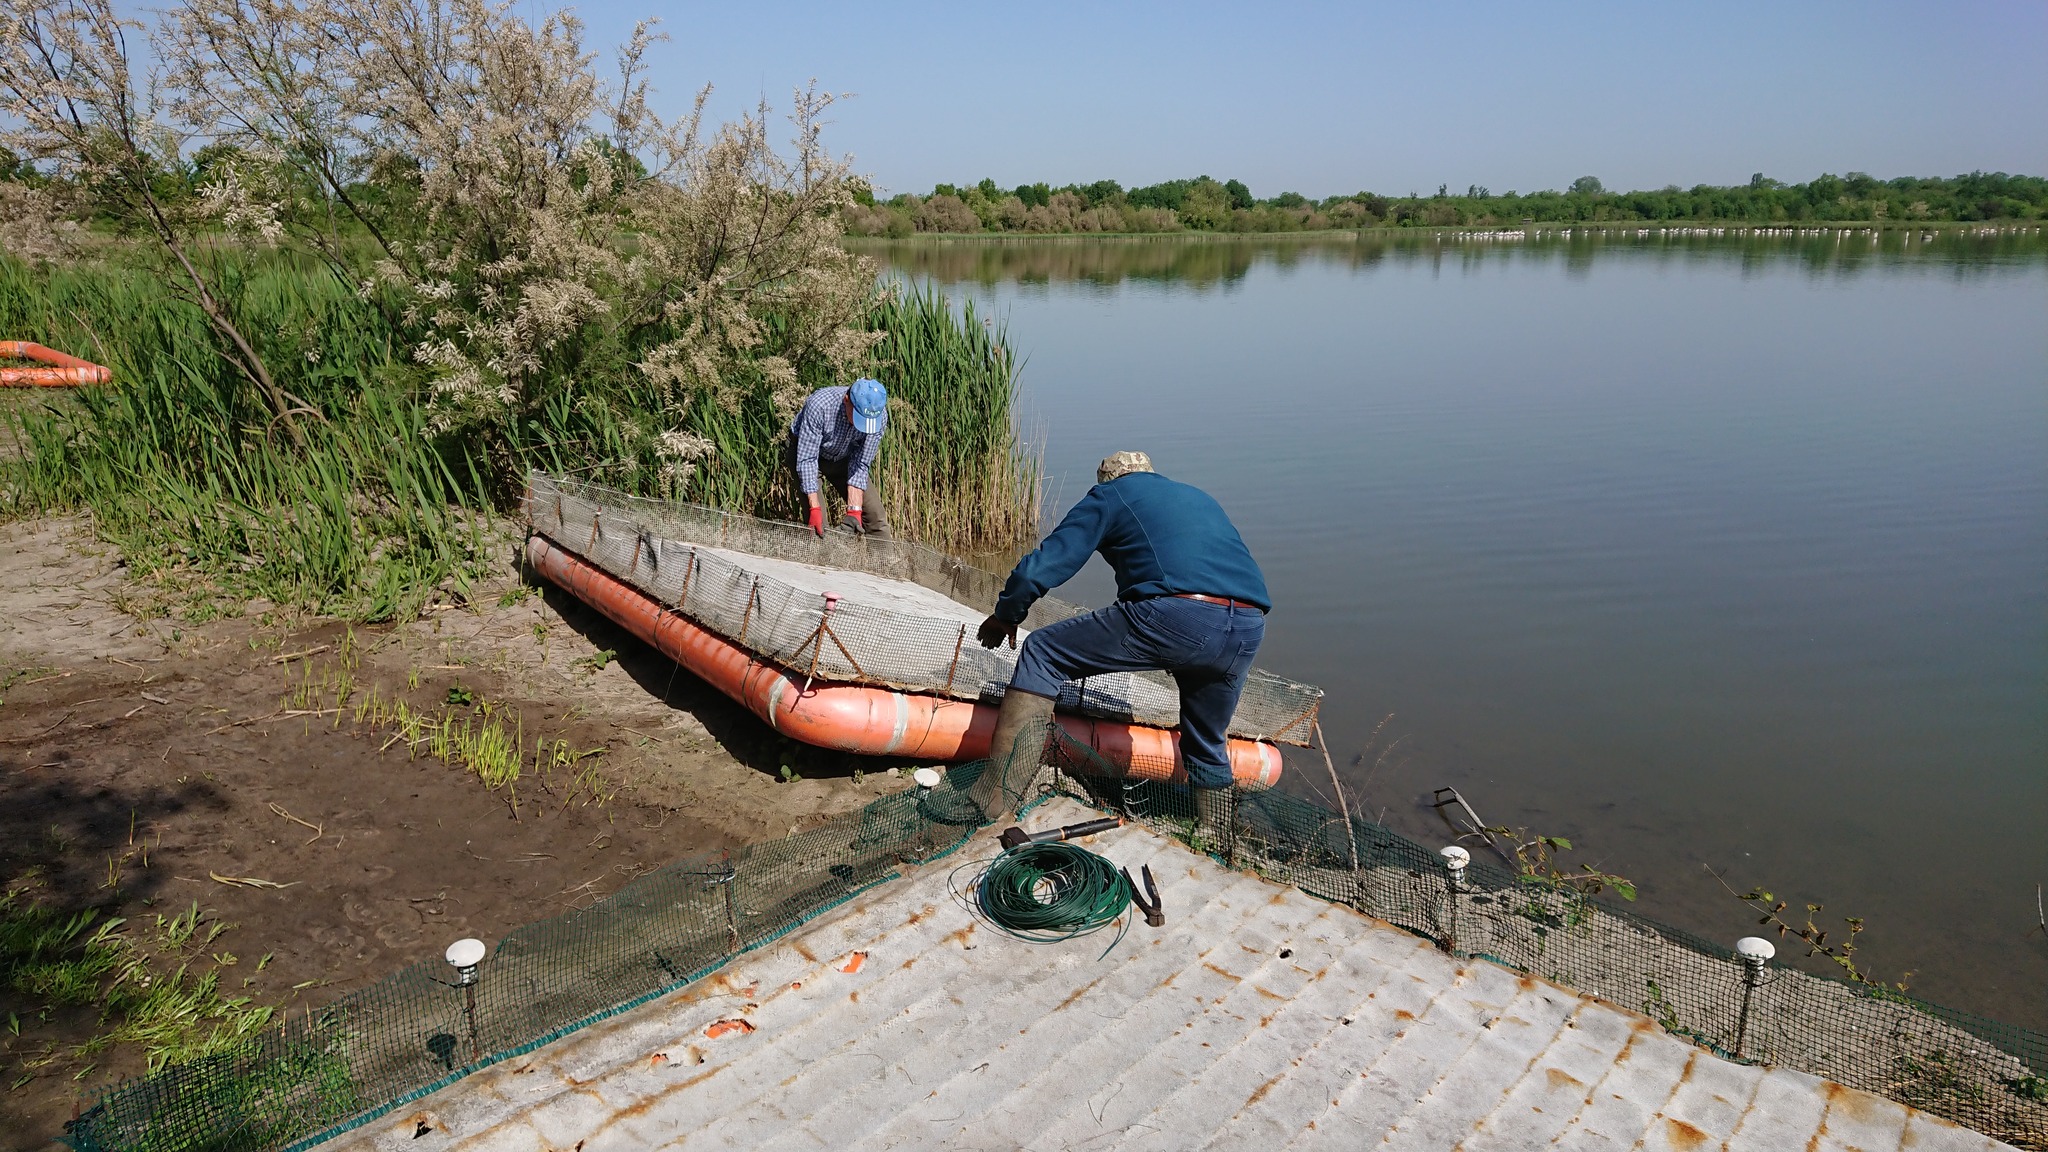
xmin=789 ymin=385 xmax=886 ymax=493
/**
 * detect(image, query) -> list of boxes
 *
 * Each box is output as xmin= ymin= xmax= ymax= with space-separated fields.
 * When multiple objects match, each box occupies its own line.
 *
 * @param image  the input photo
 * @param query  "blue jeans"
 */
xmin=1010 ymin=596 xmax=1265 ymax=789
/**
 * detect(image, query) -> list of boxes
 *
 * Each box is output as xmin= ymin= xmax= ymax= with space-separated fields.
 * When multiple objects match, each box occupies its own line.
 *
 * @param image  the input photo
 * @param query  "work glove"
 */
xmin=840 ymin=507 xmax=865 ymax=534
xmin=976 ymin=613 xmax=1018 ymax=650
xmin=806 ymin=505 xmax=824 ymax=537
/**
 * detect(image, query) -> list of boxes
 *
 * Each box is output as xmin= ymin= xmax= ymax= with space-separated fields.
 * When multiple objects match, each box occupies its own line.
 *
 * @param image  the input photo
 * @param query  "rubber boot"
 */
xmin=965 ymin=688 xmax=1056 ymax=822
xmin=1193 ymin=785 xmax=1237 ymax=858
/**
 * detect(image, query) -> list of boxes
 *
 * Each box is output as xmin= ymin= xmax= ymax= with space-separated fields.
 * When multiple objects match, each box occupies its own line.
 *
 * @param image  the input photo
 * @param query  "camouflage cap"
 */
xmin=1097 ymin=451 xmax=1154 ymax=483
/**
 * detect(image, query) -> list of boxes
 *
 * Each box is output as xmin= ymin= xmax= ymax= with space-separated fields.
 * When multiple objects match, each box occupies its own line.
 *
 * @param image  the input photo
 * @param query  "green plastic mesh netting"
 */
xmin=63 ymin=729 xmax=2048 ymax=1151
xmin=57 ymin=492 xmax=2048 ymax=1152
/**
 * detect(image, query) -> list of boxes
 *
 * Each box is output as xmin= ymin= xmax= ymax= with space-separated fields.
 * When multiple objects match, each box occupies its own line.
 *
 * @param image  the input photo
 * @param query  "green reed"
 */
xmin=0 ymin=253 xmax=1037 ymax=620
xmin=0 ymin=254 xmax=489 ymax=620
xmin=527 ymin=281 xmax=1042 ymax=551
xmin=864 ymin=282 xmax=1041 ymax=551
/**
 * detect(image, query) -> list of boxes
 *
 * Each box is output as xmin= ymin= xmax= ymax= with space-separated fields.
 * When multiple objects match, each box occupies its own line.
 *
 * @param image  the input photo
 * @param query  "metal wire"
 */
xmin=968 ymin=843 xmax=1134 ymax=950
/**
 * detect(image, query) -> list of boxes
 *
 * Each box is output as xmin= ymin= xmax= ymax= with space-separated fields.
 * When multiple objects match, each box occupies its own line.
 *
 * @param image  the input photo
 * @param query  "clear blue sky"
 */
xmin=566 ymin=0 xmax=2043 ymax=200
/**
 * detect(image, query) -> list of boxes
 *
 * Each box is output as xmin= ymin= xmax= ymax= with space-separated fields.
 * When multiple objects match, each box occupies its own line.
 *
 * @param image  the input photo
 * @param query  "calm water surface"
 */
xmin=867 ymin=232 xmax=2048 ymax=1029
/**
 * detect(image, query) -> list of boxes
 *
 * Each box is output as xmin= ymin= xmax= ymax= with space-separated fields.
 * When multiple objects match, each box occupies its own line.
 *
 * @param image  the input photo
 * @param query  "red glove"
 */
xmin=840 ymin=507 xmax=864 ymax=534
xmin=806 ymin=505 xmax=824 ymax=536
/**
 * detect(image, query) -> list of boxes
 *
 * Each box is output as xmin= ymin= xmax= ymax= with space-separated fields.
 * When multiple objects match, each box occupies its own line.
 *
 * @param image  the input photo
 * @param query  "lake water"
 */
xmin=864 ymin=230 xmax=2048 ymax=1030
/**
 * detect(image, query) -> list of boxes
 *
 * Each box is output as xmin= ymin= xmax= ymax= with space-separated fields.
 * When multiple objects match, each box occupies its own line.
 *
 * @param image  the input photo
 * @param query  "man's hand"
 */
xmin=840 ymin=508 xmax=864 ymax=534
xmin=976 ymin=614 xmax=1018 ymax=650
xmin=806 ymin=505 xmax=824 ymax=537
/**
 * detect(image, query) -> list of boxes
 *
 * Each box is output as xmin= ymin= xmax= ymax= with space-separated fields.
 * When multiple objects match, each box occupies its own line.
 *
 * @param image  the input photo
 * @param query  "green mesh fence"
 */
xmin=63 ymin=731 xmax=2048 ymax=1150
xmin=61 ymin=605 xmax=2048 ymax=1150
xmin=60 ymin=777 xmax=988 ymax=1152
xmin=1034 ymin=729 xmax=2048 ymax=1150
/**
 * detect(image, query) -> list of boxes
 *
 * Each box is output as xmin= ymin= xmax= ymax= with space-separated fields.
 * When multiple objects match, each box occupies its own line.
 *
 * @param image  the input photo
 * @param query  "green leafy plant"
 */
xmin=1484 ymin=827 xmax=1637 ymax=902
xmin=574 ymin=649 xmax=618 ymax=674
xmin=2006 ymin=1074 xmax=2048 ymax=1103
xmin=1641 ymin=978 xmax=1681 ymax=1032
xmin=443 ymin=684 xmax=475 ymax=707
xmin=1737 ymin=887 xmax=1914 ymax=993
xmin=1888 ymin=1048 xmax=1988 ymax=1111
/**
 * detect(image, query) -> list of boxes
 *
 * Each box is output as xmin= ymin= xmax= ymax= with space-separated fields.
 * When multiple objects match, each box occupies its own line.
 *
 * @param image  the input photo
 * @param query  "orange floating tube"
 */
xmin=526 ymin=535 xmax=1282 ymax=788
xmin=0 ymin=341 xmax=112 ymax=386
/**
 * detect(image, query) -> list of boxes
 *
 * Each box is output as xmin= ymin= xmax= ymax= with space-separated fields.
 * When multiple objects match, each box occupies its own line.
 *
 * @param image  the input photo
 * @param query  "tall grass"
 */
xmin=0 ymin=255 xmax=492 ymax=619
xmin=866 ymin=283 xmax=1039 ymax=550
xmin=0 ymin=252 xmax=1039 ymax=619
xmin=510 ymin=280 xmax=1041 ymax=552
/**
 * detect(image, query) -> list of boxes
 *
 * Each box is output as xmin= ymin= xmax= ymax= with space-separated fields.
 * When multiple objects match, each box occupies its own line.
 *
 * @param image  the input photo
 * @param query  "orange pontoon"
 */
xmin=526 ymin=535 xmax=1283 ymax=787
xmin=0 ymin=341 xmax=112 ymax=386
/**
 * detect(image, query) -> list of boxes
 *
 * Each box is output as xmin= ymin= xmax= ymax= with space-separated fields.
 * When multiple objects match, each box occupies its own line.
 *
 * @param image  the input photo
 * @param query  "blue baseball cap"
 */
xmin=849 ymin=378 xmax=887 ymax=434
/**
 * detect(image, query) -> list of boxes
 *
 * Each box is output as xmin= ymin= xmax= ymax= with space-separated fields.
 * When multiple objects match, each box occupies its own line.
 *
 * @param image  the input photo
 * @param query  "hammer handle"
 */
xmin=1031 ymin=817 xmax=1124 ymax=843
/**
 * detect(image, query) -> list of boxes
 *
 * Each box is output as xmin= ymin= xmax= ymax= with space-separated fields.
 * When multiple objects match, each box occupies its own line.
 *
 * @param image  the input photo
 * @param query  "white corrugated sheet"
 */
xmin=326 ymin=799 xmax=2013 ymax=1151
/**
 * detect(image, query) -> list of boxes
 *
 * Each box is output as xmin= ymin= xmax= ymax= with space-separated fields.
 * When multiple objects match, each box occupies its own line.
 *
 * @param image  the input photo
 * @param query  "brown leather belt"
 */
xmin=1170 ymin=592 xmax=1258 ymax=611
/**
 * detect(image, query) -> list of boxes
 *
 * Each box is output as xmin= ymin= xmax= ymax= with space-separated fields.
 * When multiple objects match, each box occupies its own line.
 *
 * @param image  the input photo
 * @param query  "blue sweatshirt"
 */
xmin=994 ymin=471 xmax=1270 ymax=624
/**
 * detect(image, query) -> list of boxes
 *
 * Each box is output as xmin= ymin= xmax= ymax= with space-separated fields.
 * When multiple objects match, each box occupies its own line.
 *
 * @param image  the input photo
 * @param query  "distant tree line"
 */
xmin=843 ymin=171 xmax=2048 ymax=237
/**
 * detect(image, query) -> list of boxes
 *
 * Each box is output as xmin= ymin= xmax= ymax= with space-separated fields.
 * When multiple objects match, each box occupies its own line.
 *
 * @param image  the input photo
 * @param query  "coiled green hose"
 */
xmin=974 ymin=841 xmax=1134 ymax=946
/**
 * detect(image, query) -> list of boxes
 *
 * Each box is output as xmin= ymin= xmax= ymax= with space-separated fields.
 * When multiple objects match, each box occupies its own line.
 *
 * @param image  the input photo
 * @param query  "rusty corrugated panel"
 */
xmin=323 ymin=799 xmax=2014 ymax=1152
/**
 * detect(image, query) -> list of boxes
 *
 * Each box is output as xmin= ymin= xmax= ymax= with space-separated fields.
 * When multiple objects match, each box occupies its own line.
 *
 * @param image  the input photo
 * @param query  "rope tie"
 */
xmin=798 ymin=592 xmax=866 ymax=694
xmin=737 ymin=577 xmax=761 ymax=644
xmin=943 ymin=623 xmax=967 ymax=694
xmin=675 ymin=550 xmax=696 ymax=611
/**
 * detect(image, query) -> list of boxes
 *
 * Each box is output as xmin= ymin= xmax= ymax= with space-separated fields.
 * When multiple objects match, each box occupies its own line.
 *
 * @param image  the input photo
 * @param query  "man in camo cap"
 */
xmin=970 ymin=451 xmax=1270 ymax=849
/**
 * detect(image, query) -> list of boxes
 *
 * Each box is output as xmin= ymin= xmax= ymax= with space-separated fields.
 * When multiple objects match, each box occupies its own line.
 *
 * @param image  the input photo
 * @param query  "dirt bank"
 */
xmin=0 ymin=519 xmax=934 ymax=1149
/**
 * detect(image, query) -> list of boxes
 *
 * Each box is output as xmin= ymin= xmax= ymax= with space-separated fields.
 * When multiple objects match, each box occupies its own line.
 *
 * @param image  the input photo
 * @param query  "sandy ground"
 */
xmin=0 ymin=518 xmax=935 ymax=1149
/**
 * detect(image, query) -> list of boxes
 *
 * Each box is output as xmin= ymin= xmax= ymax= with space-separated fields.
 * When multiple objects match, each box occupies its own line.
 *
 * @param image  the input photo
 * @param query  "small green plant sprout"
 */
xmin=574 ymin=649 xmax=618 ymax=674
xmin=156 ymin=903 xmax=203 ymax=950
xmin=780 ymin=764 xmax=802 ymax=783
xmin=0 ymin=664 xmax=59 ymax=706
xmin=497 ymin=583 xmax=537 ymax=608
xmin=1484 ymin=826 xmax=1637 ymax=902
xmin=1737 ymin=887 xmax=1914 ymax=993
xmin=1641 ymin=978 xmax=1682 ymax=1032
xmin=444 ymin=684 xmax=475 ymax=707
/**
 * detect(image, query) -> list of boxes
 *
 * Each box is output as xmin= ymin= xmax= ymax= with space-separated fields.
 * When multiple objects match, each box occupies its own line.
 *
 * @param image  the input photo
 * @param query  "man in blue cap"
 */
xmin=785 ymin=377 xmax=890 ymax=536
xmin=969 ymin=451 xmax=1268 ymax=847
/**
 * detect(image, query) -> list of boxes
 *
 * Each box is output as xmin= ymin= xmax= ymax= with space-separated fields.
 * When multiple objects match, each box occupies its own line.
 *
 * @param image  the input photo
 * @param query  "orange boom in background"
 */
xmin=0 ymin=341 xmax=112 ymax=386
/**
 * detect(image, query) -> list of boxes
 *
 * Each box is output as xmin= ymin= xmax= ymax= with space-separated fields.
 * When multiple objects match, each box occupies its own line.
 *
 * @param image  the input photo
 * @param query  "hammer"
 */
xmin=997 ymin=816 xmax=1124 ymax=852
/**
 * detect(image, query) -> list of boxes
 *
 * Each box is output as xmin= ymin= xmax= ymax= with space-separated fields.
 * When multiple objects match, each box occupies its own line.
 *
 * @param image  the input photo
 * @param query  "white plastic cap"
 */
xmin=1735 ymin=936 xmax=1776 ymax=963
xmin=912 ymin=768 xmax=942 ymax=789
xmin=445 ymin=938 xmax=487 ymax=969
xmin=1440 ymin=846 xmax=1471 ymax=869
